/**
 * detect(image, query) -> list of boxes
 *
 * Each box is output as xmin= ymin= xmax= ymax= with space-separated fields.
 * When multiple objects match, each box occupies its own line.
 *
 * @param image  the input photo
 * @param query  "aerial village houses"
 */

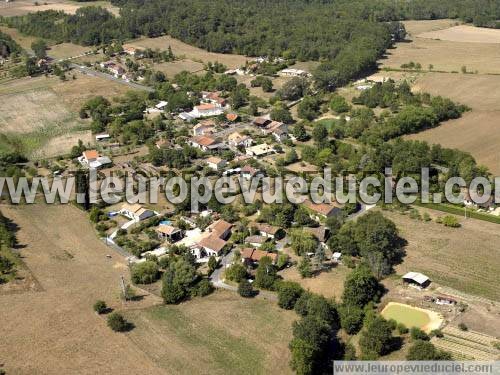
xmin=189 ymin=135 xmax=225 ymax=151
xmin=78 ymin=150 xmax=112 ymax=170
xmin=202 ymin=91 xmax=227 ymax=107
xmin=228 ymin=132 xmax=253 ymax=148
xmin=252 ymin=223 xmax=284 ymax=239
xmin=191 ymin=220 xmax=233 ymax=259
xmin=241 ymin=248 xmax=278 ymax=267
xmin=205 ymin=156 xmax=227 ymax=171
xmin=246 ymin=143 xmax=275 ymax=157
xmin=279 ymin=68 xmax=311 ymax=77
xmin=253 ymin=117 xmax=272 ymax=128
xmin=156 ymin=224 xmax=184 ymax=243
xmin=245 ymin=235 xmax=269 ymax=248
xmin=302 ymin=199 xmax=343 ymax=221
xmin=119 ymin=203 xmax=155 ymax=222
xmin=240 ymin=165 xmax=263 ymax=180
xmin=192 ymin=120 xmax=216 ymax=136
xmin=304 ymin=226 xmax=330 ymax=246
xmin=261 ymin=121 xmax=289 ymax=142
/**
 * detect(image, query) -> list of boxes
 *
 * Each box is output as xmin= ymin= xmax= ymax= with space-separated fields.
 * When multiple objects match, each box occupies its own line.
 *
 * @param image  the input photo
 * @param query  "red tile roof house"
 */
xmin=206 ymin=219 xmax=233 ymax=240
xmin=197 ymin=234 xmax=227 ymax=257
xmin=189 ymin=135 xmax=225 ymax=151
xmin=202 ymin=91 xmax=227 ymax=107
xmin=244 ymin=235 xmax=269 ymax=248
xmin=241 ymin=248 xmax=278 ymax=266
xmin=192 ymin=220 xmax=233 ymax=259
xmin=251 ymin=223 xmax=284 ymax=239
xmin=192 ymin=103 xmax=225 ymax=118
xmin=302 ymin=199 xmax=343 ymax=221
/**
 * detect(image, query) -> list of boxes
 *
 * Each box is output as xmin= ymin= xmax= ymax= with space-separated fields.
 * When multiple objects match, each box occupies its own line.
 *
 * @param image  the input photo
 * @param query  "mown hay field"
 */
xmin=383 ymin=209 xmax=500 ymax=302
xmin=0 ymin=73 xmax=130 ymax=158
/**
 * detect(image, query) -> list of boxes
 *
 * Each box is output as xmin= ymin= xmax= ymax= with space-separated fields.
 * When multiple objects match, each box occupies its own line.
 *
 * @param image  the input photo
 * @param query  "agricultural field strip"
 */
xmin=432 ymin=339 xmax=497 ymax=361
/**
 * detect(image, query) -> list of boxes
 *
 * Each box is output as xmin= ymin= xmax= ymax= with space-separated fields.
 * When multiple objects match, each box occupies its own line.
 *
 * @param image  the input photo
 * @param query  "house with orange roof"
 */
xmin=192 ymin=103 xmax=225 ymax=118
xmin=205 ymin=156 xmax=227 ymax=171
xmin=241 ymin=248 xmax=278 ymax=266
xmin=189 ymin=135 xmax=224 ymax=151
xmin=206 ymin=219 xmax=233 ymax=240
xmin=78 ymin=150 xmax=112 ymax=170
xmin=302 ymin=199 xmax=343 ymax=221
xmin=227 ymin=132 xmax=253 ymax=148
xmin=197 ymin=234 xmax=227 ymax=257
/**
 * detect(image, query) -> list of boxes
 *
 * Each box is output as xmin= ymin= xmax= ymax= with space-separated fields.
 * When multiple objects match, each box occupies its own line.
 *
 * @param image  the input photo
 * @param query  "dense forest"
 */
xmin=0 ymin=30 xmax=22 ymax=58
xmin=4 ymin=0 xmax=500 ymax=86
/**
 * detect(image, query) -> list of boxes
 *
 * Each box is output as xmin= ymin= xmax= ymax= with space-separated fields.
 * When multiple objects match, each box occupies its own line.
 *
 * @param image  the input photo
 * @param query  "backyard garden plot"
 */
xmin=431 ymin=326 xmax=500 ymax=360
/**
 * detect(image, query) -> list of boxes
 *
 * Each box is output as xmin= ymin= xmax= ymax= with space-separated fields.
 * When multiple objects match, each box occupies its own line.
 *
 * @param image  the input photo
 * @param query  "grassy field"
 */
xmin=154 ymin=59 xmax=205 ymax=77
xmin=123 ymin=291 xmax=296 ymax=375
xmin=278 ymin=263 xmax=349 ymax=300
xmin=0 ymin=204 xmax=165 ymax=374
xmin=0 ymin=26 xmax=46 ymax=52
xmin=124 ymin=35 xmax=250 ymax=69
xmin=0 ymin=72 xmax=130 ymax=158
xmin=0 ymin=0 xmax=120 ymax=17
xmin=383 ymin=208 xmax=500 ymax=301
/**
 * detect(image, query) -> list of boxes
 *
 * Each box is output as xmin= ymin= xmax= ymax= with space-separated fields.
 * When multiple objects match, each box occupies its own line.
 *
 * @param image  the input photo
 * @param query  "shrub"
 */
xmin=93 ymin=300 xmax=107 ymax=314
xmin=441 ymin=215 xmax=461 ymax=228
xmin=131 ymin=260 xmax=160 ymax=284
xmin=225 ymin=263 xmax=247 ymax=283
xmin=430 ymin=329 xmax=443 ymax=338
xmin=410 ymin=327 xmax=429 ymax=341
xmin=191 ymin=279 xmax=214 ymax=297
xmin=397 ymin=323 xmax=409 ymax=335
xmin=238 ymin=279 xmax=254 ymax=298
xmin=107 ymin=312 xmax=129 ymax=332
xmin=407 ymin=340 xmax=452 ymax=360
xmin=458 ymin=323 xmax=468 ymax=331
xmin=277 ymin=281 xmax=304 ymax=310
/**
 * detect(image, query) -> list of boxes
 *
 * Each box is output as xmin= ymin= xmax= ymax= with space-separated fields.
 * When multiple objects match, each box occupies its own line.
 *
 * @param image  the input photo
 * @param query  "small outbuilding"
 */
xmin=402 ymin=272 xmax=431 ymax=289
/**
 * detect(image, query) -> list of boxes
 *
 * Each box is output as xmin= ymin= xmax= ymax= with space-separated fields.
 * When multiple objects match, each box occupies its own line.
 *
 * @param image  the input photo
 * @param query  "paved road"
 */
xmin=70 ymin=63 xmax=154 ymax=92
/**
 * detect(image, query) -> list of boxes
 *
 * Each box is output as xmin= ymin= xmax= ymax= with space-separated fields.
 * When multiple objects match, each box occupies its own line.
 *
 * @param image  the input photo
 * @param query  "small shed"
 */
xmin=402 ymin=272 xmax=430 ymax=289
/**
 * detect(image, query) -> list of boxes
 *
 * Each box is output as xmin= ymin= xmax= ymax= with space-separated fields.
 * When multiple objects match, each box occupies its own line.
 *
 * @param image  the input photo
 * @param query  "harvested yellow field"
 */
xmin=403 ymin=19 xmax=459 ymax=37
xmin=48 ymin=43 xmax=94 ymax=60
xmin=0 ymin=0 xmax=120 ymax=17
xmin=0 ymin=204 xmax=164 ymax=375
xmin=382 ymin=21 xmax=500 ymax=74
xmin=418 ymin=25 xmax=500 ymax=44
xmin=408 ymin=72 xmax=500 ymax=175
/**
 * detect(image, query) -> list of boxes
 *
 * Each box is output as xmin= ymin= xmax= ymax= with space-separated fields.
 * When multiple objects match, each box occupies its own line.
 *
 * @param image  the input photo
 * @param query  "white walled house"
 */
xmin=120 ymin=203 xmax=155 ymax=222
